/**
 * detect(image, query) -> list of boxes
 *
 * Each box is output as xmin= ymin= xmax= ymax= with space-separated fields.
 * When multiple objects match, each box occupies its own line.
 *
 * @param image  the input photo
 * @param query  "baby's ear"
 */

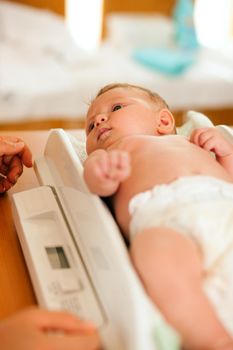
xmin=155 ymin=109 xmax=175 ymax=135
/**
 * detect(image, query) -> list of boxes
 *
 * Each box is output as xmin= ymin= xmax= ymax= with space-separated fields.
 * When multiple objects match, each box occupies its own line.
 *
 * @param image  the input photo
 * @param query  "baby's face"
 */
xmin=85 ymin=87 xmax=160 ymax=154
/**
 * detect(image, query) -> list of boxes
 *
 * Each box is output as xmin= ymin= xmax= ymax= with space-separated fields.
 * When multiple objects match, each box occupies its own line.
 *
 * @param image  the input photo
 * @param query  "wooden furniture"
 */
xmin=103 ymin=0 xmax=176 ymax=15
xmin=0 ymin=119 xmax=85 ymax=132
xmin=6 ymin=0 xmax=64 ymax=15
xmin=102 ymin=0 xmax=176 ymax=36
xmin=1 ymin=108 xmax=232 ymax=131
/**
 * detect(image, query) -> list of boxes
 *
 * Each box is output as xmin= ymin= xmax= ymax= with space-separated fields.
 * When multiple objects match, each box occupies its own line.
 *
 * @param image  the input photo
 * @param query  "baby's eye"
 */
xmin=87 ymin=122 xmax=94 ymax=133
xmin=112 ymin=104 xmax=123 ymax=112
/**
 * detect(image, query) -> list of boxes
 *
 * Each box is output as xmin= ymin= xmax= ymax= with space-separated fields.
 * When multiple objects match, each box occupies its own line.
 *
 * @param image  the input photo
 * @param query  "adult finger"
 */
xmin=47 ymin=331 xmax=102 ymax=350
xmin=0 ymin=176 xmax=10 ymax=193
xmin=0 ymin=139 xmax=25 ymax=157
xmin=6 ymin=156 xmax=23 ymax=184
xmin=20 ymin=144 xmax=33 ymax=168
xmin=33 ymin=309 xmax=97 ymax=333
xmin=0 ymin=161 xmax=9 ymax=176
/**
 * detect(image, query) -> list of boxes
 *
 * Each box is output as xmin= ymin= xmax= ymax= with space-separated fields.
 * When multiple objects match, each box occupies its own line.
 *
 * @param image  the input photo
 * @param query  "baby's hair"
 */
xmin=95 ymin=83 xmax=170 ymax=110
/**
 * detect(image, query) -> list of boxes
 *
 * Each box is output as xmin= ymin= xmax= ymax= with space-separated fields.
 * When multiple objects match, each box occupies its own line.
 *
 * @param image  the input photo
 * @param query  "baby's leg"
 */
xmin=130 ymin=227 xmax=233 ymax=350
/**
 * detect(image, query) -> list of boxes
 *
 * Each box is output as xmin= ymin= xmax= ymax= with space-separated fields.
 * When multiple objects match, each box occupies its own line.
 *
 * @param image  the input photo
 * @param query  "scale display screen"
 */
xmin=46 ymin=246 xmax=70 ymax=269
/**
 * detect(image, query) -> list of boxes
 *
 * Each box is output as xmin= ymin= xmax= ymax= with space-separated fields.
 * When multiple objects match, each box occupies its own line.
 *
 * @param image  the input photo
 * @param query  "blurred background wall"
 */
xmin=1 ymin=0 xmax=232 ymax=130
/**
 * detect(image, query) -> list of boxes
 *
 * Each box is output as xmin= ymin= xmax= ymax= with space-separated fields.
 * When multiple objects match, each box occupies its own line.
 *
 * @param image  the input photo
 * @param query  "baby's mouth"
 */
xmin=97 ymin=128 xmax=111 ymax=141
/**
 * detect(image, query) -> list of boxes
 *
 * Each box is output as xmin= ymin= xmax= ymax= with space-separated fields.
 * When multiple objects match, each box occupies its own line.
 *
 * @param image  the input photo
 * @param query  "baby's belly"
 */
xmin=114 ymin=166 xmax=233 ymax=238
xmin=113 ymin=138 xmax=233 ymax=236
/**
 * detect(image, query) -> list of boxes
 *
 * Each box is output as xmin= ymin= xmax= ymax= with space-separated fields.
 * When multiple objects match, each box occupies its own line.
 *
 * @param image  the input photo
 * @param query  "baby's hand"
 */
xmin=84 ymin=150 xmax=131 ymax=196
xmin=190 ymin=127 xmax=233 ymax=158
xmin=97 ymin=149 xmax=131 ymax=181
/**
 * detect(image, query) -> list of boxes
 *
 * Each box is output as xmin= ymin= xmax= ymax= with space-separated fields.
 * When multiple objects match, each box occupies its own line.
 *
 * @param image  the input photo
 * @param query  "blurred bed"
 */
xmin=0 ymin=0 xmax=233 ymax=130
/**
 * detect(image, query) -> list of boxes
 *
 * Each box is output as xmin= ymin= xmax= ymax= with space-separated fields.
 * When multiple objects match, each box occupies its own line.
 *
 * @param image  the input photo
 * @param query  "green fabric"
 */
xmin=153 ymin=321 xmax=181 ymax=350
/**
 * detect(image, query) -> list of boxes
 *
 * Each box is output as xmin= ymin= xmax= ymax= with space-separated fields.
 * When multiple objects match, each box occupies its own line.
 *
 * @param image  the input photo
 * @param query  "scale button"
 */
xmin=60 ymin=297 xmax=83 ymax=317
xmin=58 ymin=274 xmax=81 ymax=292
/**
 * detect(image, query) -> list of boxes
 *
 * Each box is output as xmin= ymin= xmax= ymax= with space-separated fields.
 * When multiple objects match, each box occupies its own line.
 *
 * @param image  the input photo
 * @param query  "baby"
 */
xmin=84 ymin=83 xmax=233 ymax=350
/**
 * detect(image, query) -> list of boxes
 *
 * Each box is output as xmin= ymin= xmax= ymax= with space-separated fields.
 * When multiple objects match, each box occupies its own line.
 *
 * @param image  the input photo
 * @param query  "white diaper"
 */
xmin=129 ymin=176 xmax=233 ymax=335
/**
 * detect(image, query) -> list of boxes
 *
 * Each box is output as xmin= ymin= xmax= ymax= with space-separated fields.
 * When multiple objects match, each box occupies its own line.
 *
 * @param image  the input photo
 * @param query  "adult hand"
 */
xmin=0 ymin=307 xmax=102 ymax=350
xmin=0 ymin=136 xmax=32 ymax=193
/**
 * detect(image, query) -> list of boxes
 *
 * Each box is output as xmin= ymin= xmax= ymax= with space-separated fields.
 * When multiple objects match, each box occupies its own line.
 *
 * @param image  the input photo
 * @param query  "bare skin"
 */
xmin=84 ymin=86 xmax=233 ymax=350
xmin=84 ymin=87 xmax=233 ymax=236
xmin=0 ymin=307 xmax=101 ymax=350
xmin=100 ymin=134 xmax=233 ymax=235
xmin=0 ymin=135 xmax=32 ymax=193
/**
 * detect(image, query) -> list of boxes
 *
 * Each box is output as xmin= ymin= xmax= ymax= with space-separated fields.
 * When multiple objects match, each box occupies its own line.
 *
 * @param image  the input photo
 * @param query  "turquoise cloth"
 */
xmin=173 ymin=0 xmax=199 ymax=49
xmin=132 ymin=47 xmax=196 ymax=75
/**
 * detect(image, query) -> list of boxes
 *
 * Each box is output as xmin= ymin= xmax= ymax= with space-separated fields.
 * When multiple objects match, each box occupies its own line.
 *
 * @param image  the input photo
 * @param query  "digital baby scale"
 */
xmin=11 ymin=129 xmax=179 ymax=350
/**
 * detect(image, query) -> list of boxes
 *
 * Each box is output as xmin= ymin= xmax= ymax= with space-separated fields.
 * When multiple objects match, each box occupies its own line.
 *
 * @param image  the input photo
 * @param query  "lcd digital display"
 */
xmin=46 ymin=246 xmax=70 ymax=269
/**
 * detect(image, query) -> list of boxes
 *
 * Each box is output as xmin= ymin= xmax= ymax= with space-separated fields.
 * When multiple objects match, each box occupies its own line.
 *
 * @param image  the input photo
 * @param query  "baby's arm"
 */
xmin=190 ymin=127 xmax=233 ymax=176
xmin=83 ymin=149 xmax=131 ymax=196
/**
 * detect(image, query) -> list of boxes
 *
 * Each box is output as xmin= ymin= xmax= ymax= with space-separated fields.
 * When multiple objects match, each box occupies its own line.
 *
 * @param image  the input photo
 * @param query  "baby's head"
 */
xmin=96 ymin=83 xmax=169 ymax=109
xmin=86 ymin=83 xmax=176 ymax=154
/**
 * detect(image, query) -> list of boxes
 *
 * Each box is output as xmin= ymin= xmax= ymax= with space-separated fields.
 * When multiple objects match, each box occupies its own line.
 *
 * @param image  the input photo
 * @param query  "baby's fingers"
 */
xmin=197 ymin=132 xmax=213 ymax=149
xmin=190 ymin=128 xmax=208 ymax=146
xmin=108 ymin=151 xmax=131 ymax=180
xmin=92 ymin=157 xmax=109 ymax=180
xmin=117 ymin=151 xmax=130 ymax=170
xmin=116 ymin=151 xmax=131 ymax=179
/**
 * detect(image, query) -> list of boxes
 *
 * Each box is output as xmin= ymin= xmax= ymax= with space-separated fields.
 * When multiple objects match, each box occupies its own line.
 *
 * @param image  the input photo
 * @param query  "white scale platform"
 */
xmin=12 ymin=129 xmax=176 ymax=350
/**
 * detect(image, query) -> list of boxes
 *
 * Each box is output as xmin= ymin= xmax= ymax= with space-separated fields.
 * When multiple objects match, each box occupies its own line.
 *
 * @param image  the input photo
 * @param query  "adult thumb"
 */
xmin=0 ymin=140 xmax=25 ymax=157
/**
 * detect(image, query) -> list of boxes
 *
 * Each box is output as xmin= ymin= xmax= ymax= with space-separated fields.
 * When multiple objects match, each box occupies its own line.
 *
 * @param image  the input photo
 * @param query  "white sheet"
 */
xmin=0 ymin=2 xmax=233 ymax=123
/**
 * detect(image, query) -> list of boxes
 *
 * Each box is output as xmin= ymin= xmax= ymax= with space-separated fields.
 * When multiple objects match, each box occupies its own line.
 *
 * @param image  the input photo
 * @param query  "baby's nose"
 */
xmin=94 ymin=115 xmax=107 ymax=127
